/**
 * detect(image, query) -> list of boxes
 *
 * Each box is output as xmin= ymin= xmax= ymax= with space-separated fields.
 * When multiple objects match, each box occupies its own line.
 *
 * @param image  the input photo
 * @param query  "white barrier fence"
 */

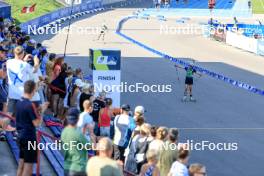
xmin=224 ymin=31 xmax=264 ymax=56
xmin=102 ymin=0 xmax=126 ymax=5
xmin=258 ymin=40 xmax=264 ymax=56
xmin=226 ymin=31 xmax=257 ymax=53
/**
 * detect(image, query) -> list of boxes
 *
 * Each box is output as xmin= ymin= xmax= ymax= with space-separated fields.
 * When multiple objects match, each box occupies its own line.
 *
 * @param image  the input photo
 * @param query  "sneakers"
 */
xmin=12 ymin=131 xmax=18 ymax=141
xmin=182 ymin=96 xmax=187 ymax=102
xmin=0 ymin=131 xmax=6 ymax=141
xmin=190 ymin=97 xmax=196 ymax=102
xmin=182 ymin=96 xmax=196 ymax=102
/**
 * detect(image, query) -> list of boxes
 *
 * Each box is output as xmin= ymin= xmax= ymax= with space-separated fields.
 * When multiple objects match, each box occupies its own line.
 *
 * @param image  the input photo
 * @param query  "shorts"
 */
xmin=185 ymin=77 xmax=193 ymax=85
xmin=0 ymin=103 xmax=3 ymax=111
xmin=18 ymin=139 xmax=38 ymax=163
xmin=7 ymin=98 xmax=19 ymax=115
xmin=94 ymin=122 xmax=100 ymax=136
xmin=64 ymin=170 xmax=86 ymax=176
xmin=100 ymin=126 xmax=110 ymax=137
xmin=113 ymin=144 xmax=126 ymax=162
xmin=0 ymin=83 xmax=7 ymax=103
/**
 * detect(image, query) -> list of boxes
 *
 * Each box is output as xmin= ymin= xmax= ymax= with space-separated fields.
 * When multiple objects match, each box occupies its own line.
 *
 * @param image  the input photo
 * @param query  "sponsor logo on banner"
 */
xmin=97 ymin=56 xmax=117 ymax=65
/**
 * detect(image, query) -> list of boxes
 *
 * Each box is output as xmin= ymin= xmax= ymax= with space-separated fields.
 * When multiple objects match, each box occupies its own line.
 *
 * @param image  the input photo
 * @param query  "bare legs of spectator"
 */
xmin=17 ymin=159 xmax=33 ymax=176
xmin=113 ymin=144 xmax=126 ymax=163
xmin=52 ymin=94 xmax=59 ymax=117
xmin=58 ymin=98 xmax=65 ymax=120
xmin=46 ymin=87 xmax=52 ymax=110
xmin=0 ymin=102 xmax=7 ymax=112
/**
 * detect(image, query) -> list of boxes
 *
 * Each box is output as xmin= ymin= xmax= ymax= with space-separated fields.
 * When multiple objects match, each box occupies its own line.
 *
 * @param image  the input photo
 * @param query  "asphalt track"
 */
xmin=34 ymin=3 xmax=264 ymax=174
xmin=1 ymin=0 xmax=264 ymax=175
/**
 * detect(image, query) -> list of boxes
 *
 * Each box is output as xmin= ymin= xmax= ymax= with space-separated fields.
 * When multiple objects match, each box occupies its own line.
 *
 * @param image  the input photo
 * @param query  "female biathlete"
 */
xmin=175 ymin=64 xmax=202 ymax=102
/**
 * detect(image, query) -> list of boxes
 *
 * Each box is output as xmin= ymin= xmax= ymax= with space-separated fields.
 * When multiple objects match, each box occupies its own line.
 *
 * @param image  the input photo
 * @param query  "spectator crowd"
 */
xmin=0 ymin=16 xmax=206 ymax=176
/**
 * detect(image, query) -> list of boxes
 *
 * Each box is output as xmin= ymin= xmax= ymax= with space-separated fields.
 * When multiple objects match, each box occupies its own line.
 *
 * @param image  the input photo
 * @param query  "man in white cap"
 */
xmin=134 ymin=106 xmax=145 ymax=117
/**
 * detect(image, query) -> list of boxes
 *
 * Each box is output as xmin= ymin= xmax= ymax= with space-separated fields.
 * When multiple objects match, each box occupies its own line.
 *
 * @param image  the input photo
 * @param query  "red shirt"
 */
xmin=99 ymin=108 xmax=111 ymax=127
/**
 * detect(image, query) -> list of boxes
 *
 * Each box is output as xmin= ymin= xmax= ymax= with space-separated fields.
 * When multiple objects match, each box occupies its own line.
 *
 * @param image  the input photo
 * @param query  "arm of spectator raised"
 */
xmin=33 ymin=55 xmax=40 ymax=73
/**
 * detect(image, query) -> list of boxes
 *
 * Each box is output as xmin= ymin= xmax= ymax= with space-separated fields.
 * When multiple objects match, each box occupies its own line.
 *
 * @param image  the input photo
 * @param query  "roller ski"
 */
xmin=181 ymin=96 xmax=196 ymax=102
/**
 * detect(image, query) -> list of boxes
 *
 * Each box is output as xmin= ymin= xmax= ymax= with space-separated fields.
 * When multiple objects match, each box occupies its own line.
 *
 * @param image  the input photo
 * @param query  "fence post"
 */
xmin=36 ymin=131 xmax=41 ymax=176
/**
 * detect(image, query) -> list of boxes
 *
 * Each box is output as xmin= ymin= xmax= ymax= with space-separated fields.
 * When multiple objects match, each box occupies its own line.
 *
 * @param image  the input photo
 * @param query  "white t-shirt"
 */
xmin=148 ymin=139 xmax=164 ymax=153
xmin=113 ymin=114 xmax=135 ymax=146
xmin=6 ymin=59 xmax=34 ymax=100
xmin=31 ymin=68 xmax=42 ymax=102
xmin=63 ymin=76 xmax=72 ymax=108
xmin=77 ymin=112 xmax=94 ymax=141
xmin=169 ymin=161 xmax=189 ymax=176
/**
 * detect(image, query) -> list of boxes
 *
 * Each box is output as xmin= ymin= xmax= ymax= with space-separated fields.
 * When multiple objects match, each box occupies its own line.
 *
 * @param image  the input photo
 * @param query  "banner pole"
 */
xmin=63 ymin=0 xmax=75 ymax=58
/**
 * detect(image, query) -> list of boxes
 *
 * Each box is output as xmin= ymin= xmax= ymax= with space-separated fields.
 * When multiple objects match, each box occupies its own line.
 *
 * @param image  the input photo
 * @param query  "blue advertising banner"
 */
xmin=257 ymin=40 xmax=264 ymax=56
xmin=0 ymin=2 xmax=11 ymax=18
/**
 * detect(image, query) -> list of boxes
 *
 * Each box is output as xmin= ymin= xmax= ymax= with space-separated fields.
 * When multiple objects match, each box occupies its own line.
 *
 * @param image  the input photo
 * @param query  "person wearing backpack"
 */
xmin=113 ymin=104 xmax=136 ymax=163
xmin=124 ymin=123 xmax=151 ymax=174
xmin=134 ymin=123 xmax=152 ymax=174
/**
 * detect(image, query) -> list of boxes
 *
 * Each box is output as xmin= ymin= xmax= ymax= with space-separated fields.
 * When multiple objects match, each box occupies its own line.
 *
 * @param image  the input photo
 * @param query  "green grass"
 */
xmin=252 ymin=0 xmax=264 ymax=14
xmin=6 ymin=0 xmax=63 ymax=24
